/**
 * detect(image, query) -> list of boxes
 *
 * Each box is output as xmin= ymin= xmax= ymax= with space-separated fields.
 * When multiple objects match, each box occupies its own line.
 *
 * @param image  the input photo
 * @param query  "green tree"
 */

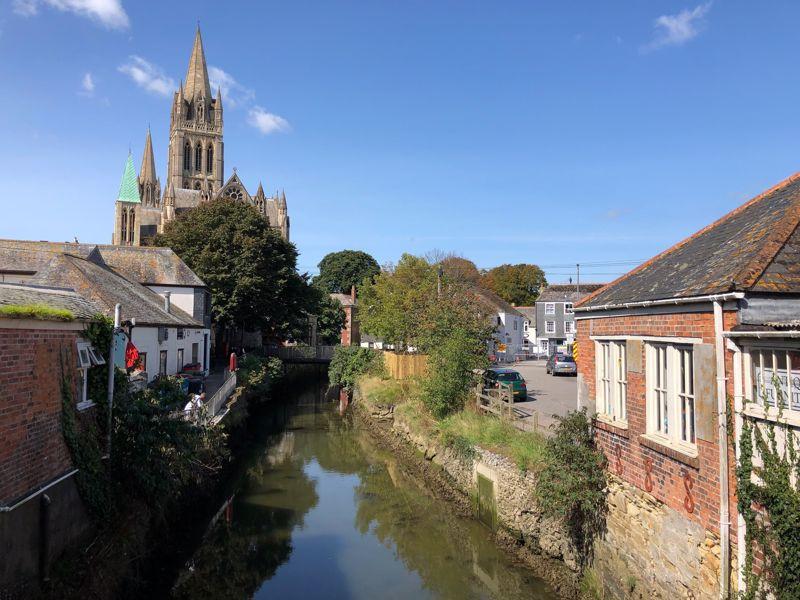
xmin=314 ymin=250 xmax=380 ymax=294
xmin=481 ymin=263 xmax=547 ymax=305
xmin=358 ymin=254 xmax=438 ymax=350
xmin=155 ymin=198 xmax=310 ymax=342
xmin=308 ymin=287 xmax=347 ymax=345
xmin=439 ymin=255 xmax=481 ymax=285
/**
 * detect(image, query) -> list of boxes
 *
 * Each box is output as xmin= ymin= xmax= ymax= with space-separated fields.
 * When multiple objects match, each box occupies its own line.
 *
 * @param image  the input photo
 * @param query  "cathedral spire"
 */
xmin=184 ymin=26 xmax=211 ymax=100
xmin=139 ymin=127 xmax=157 ymax=184
xmin=117 ymin=153 xmax=141 ymax=204
xmin=216 ymin=86 xmax=223 ymax=109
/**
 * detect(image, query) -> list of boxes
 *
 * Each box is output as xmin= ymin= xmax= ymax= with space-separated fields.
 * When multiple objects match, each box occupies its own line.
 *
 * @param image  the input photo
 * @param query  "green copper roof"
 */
xmin=117 ymin=153 xmax=141 ymax=203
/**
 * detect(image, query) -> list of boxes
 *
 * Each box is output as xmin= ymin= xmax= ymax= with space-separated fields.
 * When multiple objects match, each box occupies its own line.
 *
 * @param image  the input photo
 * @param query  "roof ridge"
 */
xmin=741 ymin=193 xmax=800 ymax=289
xmin=576 ymin=170 xmax=800 ymax=307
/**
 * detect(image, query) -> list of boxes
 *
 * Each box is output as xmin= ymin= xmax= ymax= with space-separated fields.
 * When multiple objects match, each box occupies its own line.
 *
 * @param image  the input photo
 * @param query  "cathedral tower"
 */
xmin=166 ymin=26 xmax=224 ymax=198
xmin=112 ymin=153 xmax=141 ymax=246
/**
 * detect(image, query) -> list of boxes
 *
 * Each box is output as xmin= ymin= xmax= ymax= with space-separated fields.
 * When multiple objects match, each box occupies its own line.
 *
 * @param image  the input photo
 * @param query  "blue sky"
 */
xmin=1 ymin=1 xmax=799 ymax=283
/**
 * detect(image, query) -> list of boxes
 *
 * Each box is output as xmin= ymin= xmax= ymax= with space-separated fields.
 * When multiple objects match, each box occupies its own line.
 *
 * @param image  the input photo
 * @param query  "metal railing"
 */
xmin=264 ymin=345 xmax=337 ymax=362
xmin=206 ymin=369 xmax=237 ymax=419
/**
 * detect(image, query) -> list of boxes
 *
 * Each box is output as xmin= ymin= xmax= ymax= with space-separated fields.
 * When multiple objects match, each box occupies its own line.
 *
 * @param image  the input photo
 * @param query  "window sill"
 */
xmin=594 ymin=415 xmax=630 ymax=438
xmin=76 ymin=401 xmax=96 ymax=412
xmin=639 ymin=434 xmax=699 ymax=469
xmin=743 ymin=404 xmax=800 ymax=428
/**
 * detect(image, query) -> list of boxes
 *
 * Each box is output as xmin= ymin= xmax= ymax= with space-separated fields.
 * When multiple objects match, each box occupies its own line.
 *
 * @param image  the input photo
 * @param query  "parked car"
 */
xmin=546 ymin=353 xmax=577 ymax=376
xmin=483 ymin=368 xmax=527 ymax=401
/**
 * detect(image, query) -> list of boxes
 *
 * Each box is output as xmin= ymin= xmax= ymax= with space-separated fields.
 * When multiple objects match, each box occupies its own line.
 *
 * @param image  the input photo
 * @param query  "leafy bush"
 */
xmin=328 ymin=346 xmax=385 ymax=393
xmin=534 ymin=409 xmax=608 ymax=570
xmin=238 ymin=354 xmax=283 ymax=396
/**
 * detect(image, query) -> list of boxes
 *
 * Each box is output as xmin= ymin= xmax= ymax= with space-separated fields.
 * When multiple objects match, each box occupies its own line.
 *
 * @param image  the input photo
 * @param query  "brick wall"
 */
xmin=575 ymin=309 xmax=738 ymax=535
xmin=0 ymin=327 xmax=83 ymax=505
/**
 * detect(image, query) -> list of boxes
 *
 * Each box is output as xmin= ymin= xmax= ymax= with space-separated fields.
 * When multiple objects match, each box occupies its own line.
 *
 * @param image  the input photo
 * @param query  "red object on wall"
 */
xmin=229 ymin=352 xmax=237 ymax=372
xmin=125 ymin=340 xmax=140 ymax=369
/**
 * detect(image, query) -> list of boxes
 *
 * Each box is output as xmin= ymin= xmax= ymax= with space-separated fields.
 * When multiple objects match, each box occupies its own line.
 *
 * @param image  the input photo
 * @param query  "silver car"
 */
xmin=547 ymin=354 xmax=577 ymax=376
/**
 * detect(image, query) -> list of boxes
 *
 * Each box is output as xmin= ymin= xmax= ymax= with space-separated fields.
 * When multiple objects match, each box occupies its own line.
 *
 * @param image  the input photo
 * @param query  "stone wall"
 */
xmin=359 ymin=394 xmax=725 ymax=599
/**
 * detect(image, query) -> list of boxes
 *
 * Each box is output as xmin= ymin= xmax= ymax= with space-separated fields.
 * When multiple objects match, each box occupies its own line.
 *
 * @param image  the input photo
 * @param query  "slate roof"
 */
xmin=30 ymin=253 xmax=201 ymax=327
xmin=330 ymin=292 xmax=355 ymax=307
xmin=0 ymin=282 xmax=100 ymax=321
xmin=473 ymin=287 xmax=524 ymax=317
xmin=537 ymin=284 xmax=606 ymax=304
xmin=516 ymin=306 xmax=536 ymax=321
xmin=0 ymin=240 xmax=205 ymax=287
xmin=580 ymin=173 xmax=800 ymax=308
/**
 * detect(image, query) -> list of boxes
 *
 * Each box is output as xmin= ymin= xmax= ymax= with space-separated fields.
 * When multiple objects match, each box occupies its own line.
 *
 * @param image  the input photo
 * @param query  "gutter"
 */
xmin=722 ymin=330 xmax=800 ymax=338
xmin=573 ymin=292 xmax=745 ymax=313
xmin=0 ymin=469 xmax=79 ymax=513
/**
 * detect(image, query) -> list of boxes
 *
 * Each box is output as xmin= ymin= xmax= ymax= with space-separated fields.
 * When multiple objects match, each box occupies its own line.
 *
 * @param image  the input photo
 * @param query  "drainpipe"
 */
xmin=106 ymin=303 xmax=121 ymax=458
xmin=729 ymin=337 xmax=746 ymax=594
xmin=713 ymin=300 xmax=731 ymax=599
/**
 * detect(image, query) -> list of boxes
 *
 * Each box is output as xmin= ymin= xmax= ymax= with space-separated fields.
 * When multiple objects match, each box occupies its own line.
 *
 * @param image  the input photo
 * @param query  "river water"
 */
xmin=170 ymin=377 xmax=557 ymax=600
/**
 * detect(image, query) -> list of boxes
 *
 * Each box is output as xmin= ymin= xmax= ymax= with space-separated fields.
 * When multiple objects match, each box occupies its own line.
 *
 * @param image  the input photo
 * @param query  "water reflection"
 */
xmin=172 ymin=378 xmax=556 ymax=600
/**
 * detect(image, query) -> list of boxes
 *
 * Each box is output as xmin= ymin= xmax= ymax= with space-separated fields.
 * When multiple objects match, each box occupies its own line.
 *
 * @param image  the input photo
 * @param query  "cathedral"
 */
xmin=112 ymin=27 xmax=289 ymax=246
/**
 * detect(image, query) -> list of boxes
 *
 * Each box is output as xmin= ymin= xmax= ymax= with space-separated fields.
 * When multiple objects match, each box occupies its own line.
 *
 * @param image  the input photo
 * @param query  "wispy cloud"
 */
xmin=247 ymin=106 xmax=290 ymax=135
xmin=12 ymin=0 xmax=129 ymax=30
xmin=643 ymin=2 xmax=711 ymax=52
xmin=79 ymin=72 xmax=95 ymax=96
xmin=208 ymin=66 xmax=255 ymax=109
xmin=118 ymin=56 xmax=175 ymax=96
xmin=602 ymin=208 xmax=632 ymax=220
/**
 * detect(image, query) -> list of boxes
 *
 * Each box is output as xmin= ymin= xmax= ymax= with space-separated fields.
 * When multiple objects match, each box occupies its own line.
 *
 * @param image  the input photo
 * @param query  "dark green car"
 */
xmin=483 ymin=368 xmax=527 ymax=401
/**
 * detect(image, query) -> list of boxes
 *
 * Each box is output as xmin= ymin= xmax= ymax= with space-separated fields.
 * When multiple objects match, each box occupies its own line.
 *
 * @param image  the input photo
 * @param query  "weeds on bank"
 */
xmin=438 ymin=410 xmax=547 ymax=472
xmin=0 ymin=303 xmax=74 ymax=321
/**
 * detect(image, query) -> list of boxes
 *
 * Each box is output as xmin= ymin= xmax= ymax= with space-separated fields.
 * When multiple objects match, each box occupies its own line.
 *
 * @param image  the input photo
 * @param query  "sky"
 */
xmin=2 ymin=1 xmax=800 ymax=283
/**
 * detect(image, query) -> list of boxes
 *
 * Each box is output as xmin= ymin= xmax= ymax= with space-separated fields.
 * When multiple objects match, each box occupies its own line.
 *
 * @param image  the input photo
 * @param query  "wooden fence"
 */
xmin=383 ymin=352 xmax=428 ymax=380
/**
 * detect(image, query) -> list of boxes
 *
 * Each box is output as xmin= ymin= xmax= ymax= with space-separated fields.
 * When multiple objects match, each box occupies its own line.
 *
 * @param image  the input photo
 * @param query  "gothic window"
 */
xmin=120 ymin=208 xmax=128 ymax=245
xmin=128 ymin=209 xmax=136 ymax=245
xmin=186 ymin=103 xmax=192 ymax=120
xmin=206 ymin=145 xmax=213 ymax=173
xmin=184 ymin=142 xmax=191 ymax=172
xmin=197 ymin=101 xmax=204 ymax=121
xmin=195 ymin=145 xmax=202 ymax=172
xmin=195 ymin=181 xmax=202 ymax=190
xmin=224 ymin=186 xmax=244 ymax=201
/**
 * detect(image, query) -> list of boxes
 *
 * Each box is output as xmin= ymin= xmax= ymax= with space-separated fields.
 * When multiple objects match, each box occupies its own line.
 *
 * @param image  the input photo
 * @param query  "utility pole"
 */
xmin=106 ymin=304 xmax=121 ymax=458
xmin=437 ymin=266 xmax=443 ymax=298
xmin=576 ymin=263 xmax=580 ymax=293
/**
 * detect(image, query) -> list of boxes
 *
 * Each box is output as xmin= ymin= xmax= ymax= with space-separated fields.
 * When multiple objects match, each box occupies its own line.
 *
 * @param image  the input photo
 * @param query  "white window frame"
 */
xmin=565 ymin=303 xmax=574 ymax=314
xmin=76 ymin=341 xmax=104 ymax=411
xmin=564 ymin=321 xmax=574 ymax=334
xmin=545 ymin=303 xmax=555 ymax=315
xmin=743 ymin=345 xmax=800 ymax=424
xmin=523 ymin=321 xmax=529 ymax=333
xmin=545 ymin=321 xmax=556 ymax=334
xmin=645 ymin=343 xmax=697 ymax=454
xmin=596 ymin=340 xmax=627 ymax=426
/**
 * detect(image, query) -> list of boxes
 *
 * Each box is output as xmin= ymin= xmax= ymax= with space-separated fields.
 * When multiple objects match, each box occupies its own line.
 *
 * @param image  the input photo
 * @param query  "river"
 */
xmin=169 ymin=376 xmax=558 ymax=600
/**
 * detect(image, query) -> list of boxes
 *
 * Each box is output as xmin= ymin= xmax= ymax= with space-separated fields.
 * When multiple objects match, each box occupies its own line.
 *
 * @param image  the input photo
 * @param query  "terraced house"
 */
xmin=574 ymin=173 xmax=800 ymax=598
xmin=0 ymin=240 xmax=211 ymax=381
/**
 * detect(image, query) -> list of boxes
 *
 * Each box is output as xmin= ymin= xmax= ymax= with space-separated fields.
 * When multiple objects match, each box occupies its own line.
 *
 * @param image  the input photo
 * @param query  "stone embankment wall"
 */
xmin=359 ymin=398 xmax=722 ymax=600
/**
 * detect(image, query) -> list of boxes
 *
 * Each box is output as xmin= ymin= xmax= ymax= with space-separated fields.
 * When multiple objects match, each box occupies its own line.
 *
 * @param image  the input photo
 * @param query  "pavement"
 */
xmin=506 ymin=360 xmax=578 ymax=434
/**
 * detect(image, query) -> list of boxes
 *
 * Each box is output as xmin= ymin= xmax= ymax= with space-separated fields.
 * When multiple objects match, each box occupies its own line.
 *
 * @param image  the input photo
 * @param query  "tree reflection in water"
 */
xmin=171 ymin=376 xmax=555 ymax=600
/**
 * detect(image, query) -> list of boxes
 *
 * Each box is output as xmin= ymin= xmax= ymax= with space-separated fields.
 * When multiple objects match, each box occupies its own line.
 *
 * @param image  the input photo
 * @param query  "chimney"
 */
xmin=351 ymin=285 xmax=356 ymax=304
xmin=164 ymin=291 xmax=171 ymax=313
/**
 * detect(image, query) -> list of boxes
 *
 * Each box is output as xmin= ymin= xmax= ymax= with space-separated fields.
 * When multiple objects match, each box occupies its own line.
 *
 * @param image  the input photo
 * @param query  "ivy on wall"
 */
xmin=736 ymin=394 xmax=800 ymax=599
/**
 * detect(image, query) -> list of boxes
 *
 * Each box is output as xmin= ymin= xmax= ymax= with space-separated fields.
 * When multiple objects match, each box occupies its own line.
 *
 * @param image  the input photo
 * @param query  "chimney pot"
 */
xmin=351 ymin=285 xmax=356 ymax=303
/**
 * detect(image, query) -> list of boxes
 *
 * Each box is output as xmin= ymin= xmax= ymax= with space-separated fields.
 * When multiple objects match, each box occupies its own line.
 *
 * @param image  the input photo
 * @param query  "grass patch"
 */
xmin=0 ymin=303 xmax=74 ymax=321
xmin=358 ymin=376 xmax=417 ymax=407
xmin=438 ymin=410 xmax=547 ymax=472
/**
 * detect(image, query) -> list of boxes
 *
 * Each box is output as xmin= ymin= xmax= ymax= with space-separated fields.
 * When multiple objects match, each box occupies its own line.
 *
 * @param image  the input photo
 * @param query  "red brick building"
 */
xmin=0 ymin=283 xmax=103 ymax=591
xmin=331 ymin=286 xmax=359 ymax=346
xmin=575 ymin=173 xmax=800 ymax=598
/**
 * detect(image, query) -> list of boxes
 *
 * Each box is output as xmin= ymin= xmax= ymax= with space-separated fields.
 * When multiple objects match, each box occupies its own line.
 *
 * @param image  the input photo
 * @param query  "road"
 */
xmin=510 ymin=360 xmax=577 ymax=433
